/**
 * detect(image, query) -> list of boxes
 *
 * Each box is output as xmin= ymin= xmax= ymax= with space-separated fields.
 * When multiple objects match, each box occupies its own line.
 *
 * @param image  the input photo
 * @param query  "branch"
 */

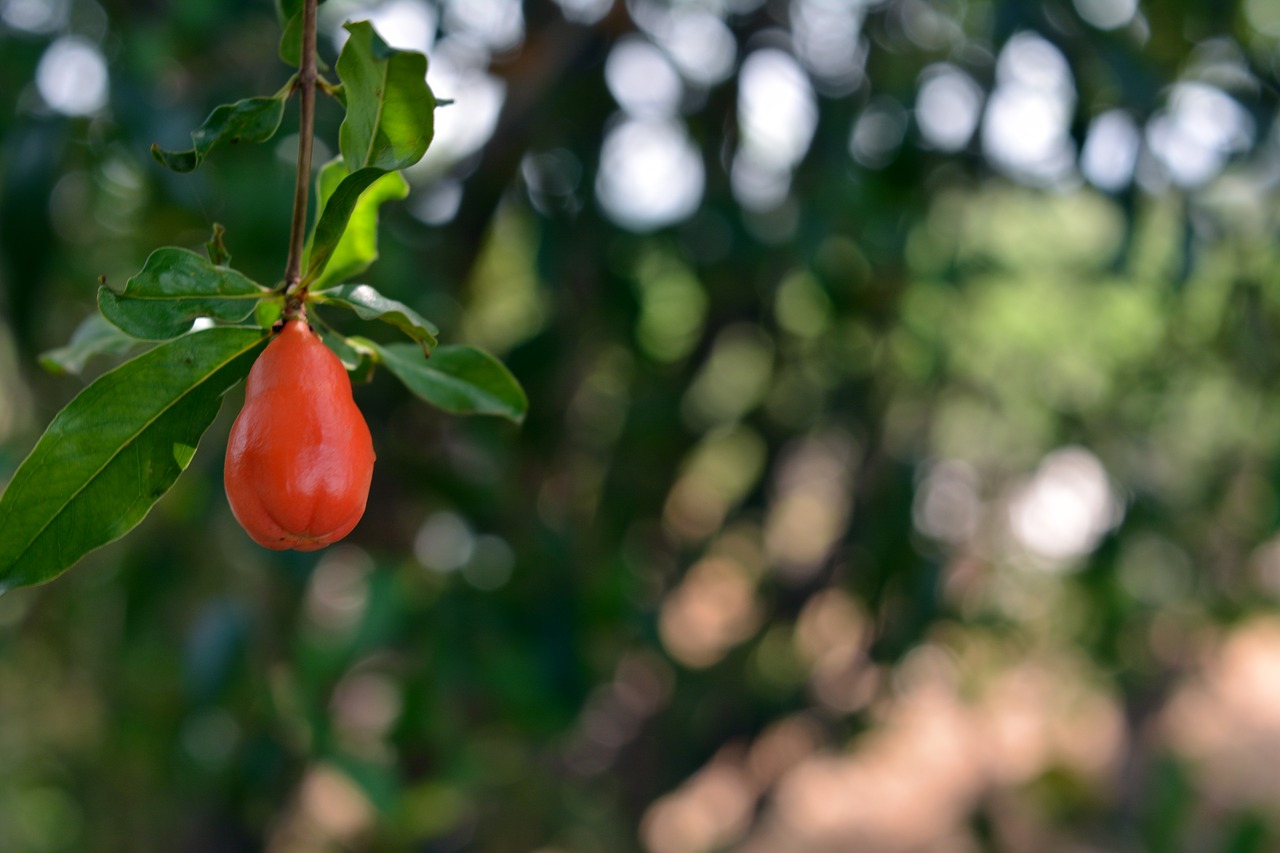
xmin=282 ymin=0 xmax=318 ymax=320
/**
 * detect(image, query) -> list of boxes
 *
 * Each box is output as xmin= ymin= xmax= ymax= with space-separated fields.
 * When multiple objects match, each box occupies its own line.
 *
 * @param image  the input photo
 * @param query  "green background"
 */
xmin=4 ymin=0 xmax=1280 ymax=850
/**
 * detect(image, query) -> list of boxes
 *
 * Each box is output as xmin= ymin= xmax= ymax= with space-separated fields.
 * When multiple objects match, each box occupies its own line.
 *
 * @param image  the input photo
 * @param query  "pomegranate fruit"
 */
xmin=225 ymin=319 xmax=375 ymax=550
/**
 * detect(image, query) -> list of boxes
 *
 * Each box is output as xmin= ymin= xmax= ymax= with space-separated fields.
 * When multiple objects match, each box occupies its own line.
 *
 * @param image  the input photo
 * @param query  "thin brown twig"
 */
xmin=282 ymin=0 xmax=318 ymax=320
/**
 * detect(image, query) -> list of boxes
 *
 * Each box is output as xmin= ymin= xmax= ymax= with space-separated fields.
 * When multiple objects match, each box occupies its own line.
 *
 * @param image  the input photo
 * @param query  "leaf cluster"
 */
xmin=0 ymin=15 xmax=526 ymax=590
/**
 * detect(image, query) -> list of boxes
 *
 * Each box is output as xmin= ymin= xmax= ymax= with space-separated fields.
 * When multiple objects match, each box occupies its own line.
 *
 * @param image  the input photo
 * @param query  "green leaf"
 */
xmin=279 ymin=5 xmax=332 ymax=69
xmin=337 ymin=20 xmax=435 ymax=172
xmin=99 ymin=248 xmax=271 ymax=340
xmin=279 ymin=9 xmax=303 ymax=66
xmin=300 ymin=23 xmax=435 ymax=286
xmin=275 ymin=0 xmax=325 ymax=27
xmin=275 ymin=0 xmax=301 ymax=27
xmin=312 ymin=283 xmax=438 ymax=347
xmin=0 ymin=327 xmax=268 ymax=591
xmin=371 ymin=341 xmax=526 ymax=423
xmin=317 ymin=327 xmax=377 ymax=383
xmin=206 ymin=223 xmax=231 ymax=267
xmin=39 ymin=314 xmax=143 ymax=376
xmin=256 ymin=296 xmax=285 ymax=330
xmin=307 ymin=159 xmax=409 ymax=289
xmin=301 ymin=167 xmax=386 ymax=286
xmin=151 ymin=91 xmax=290 ymax=173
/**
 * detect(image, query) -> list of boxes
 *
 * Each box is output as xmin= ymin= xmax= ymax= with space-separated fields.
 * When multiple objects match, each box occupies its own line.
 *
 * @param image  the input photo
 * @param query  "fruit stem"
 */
xmin=282 ymin=0 xmax=319 ymax=322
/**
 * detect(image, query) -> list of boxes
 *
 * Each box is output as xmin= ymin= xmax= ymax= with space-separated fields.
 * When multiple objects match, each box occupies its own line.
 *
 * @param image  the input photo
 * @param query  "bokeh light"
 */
xmin=981 ymin=32 xmax=1076 ymax=184
xmin=1145 ymin=81 xmax=1253 ymax=188
xmin=914 ymin=63 xmax=983 ymax=152
xmin=1080 ymin=109 xmax=1141 ymax=191
xmin=605 ymin=37 xmax=682 ymax=118
xmin=595 ymin=117 xmax=704 ymax=231
xmin=35 ymin=36 xmax=109 ymax=116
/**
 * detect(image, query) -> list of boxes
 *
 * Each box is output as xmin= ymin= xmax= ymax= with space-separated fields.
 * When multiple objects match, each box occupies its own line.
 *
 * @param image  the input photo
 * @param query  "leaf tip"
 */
xmin=37 ymin=354 xmax=68 ymax=376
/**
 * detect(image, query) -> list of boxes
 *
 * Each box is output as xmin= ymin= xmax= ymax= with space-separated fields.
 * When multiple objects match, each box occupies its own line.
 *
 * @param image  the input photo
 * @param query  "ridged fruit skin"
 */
xmin=224 ymin=320 xmax=375 ymax=551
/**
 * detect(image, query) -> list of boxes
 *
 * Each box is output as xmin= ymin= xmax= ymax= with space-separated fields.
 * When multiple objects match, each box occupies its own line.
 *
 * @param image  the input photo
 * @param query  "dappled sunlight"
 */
xmin=268 ymin=764 xmax=375 ymax=852
xmin=1074 ymin=0 xmax=1138 ymax=30
xmin=772 ymin=683 xmax=981 ymax=850
xmin=1080 ymin=109 xmax=1141 ymax=191
xmin=850 ymin=95 xmax=908 ymax=168
xmin=596 ymin=117 xmax=704 ymax=231
xmin=1146 ymin=82 xmax=1253 ymax=188
xmin=2 ymin=0 xmax=68 ymax=33
xmin=747 ymin=714 xmax=823 ymax=789
xmin=640 ymin=748 xmax=756 ymax=853
xmin=659 ymin=555 xmax=760 ymax=668
xmin=36 ymin=36 xmax=108 ymax=116
xmin=302 ymin=545 xmax=374 ymax=637
xmin=1163 ymin=618 xmax=1280 ymax=807
xmin=636 ymin=639 xmax=1127 ymax=852
xmin=981 ymin=33 xmax=1076 ymax=184
xmin=652 ymin=7 xmax=736 ymax=87
xmin=764 ymin=431 xmax=856 ymax=580
xmin=663 ymin=426 xmax=766 ymax=542
xmin=1006 ymin=446 xmax=1121 ymax=566
xmin=791 ymin=0 xmax=865 ymax=93
xmin=554 ymin=0 xmax=612 ymax=25
xmin=326 ymin=0 xmax=436 ymax=52
xmin=443 ymin=0 xmax=523 ymax=53
xmin=414 ymin=510 xmax=474 ymax=573
xmin=562 ymin=651 xmax=673 ymax=776
xmin=681 ymin=324 xmax=774 ymax=428
xmin=915 ymin=64 xmax=983 ymax=152
xmin=415 ymin=38 xmax=506 ymax=174
xmin=914 ymin=459 xmax=983 ymax=546
xmin=605 ymin=37 xmax=682 ymax=118
xmin=330 ymin=668 xmax=402 ymax=758
xmin=733 ymin=48 xmax=817 ymax=211
xmin=795 ymin=589 xmax=878 ymax=713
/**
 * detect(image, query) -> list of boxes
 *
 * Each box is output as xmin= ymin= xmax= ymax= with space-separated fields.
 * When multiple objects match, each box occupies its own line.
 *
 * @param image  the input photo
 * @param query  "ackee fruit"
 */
xmin=225 ymin=319 xmax=375 ymax=551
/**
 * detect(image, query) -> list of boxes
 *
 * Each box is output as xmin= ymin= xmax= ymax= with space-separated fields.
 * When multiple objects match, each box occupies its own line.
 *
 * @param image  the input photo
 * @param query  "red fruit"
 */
xmin=224 ymin=320 xmax=375 ymax=551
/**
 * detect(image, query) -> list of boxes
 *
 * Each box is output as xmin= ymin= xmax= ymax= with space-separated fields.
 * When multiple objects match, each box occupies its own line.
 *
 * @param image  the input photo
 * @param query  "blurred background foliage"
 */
xmin=5 ymin=0 xmax=1280 ymax=850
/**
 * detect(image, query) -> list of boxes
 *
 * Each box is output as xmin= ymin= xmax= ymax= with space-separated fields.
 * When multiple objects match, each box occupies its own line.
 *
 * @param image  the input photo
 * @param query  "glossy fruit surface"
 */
xmin=224 ymin=320 xmax=374 ymax=551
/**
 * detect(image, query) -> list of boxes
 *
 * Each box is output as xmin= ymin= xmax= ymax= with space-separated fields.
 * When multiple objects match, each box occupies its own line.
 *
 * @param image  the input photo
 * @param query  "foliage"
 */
xmin=0 ymin=6 xmax=522 ymax=590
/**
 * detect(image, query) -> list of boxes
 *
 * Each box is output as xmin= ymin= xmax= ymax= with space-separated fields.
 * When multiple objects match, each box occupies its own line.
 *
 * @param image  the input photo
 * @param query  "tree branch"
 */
xmin=282 ymin=0 xmax=318 ymax=320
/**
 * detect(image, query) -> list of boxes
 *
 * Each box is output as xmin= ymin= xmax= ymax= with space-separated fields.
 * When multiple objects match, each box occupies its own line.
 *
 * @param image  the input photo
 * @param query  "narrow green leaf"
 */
xmin=275 ymin=0 xmax=301 ymax=27
xmin=39 ymin=314 xmax=143 ymax=376
xmin=99 ymin=248 xmax=271 ymax=340
xmin=300 ymin=22 xmax=435 ymax=286
xmin=306 ymin=159 xmax=409 ymax=289
xmin=275 ymin=0 xmax=325 ymax=27
xmin=279 ymin=9 xmax=303 ymax=65
xmin=301 ymin=167 xmax=385 ymax=286
xmin=151 ymin=92 xmax=289 ymax=173
xmin=279 ymin=5 xmax=332 ymax=70
xmin=312 ymin=283 xmax=438 ymax=347
xmin=337 ymin=20 xmax=435 ymax=172
xmin=256 ymin=296 xmax=285 ymax=330
xmin=206 ymin=223 xmax=231 ymax=267
xmin=0 ymin=327 xmax=268 ymax=590
xmin=371 ymin=341 xmax=526 ymax=423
